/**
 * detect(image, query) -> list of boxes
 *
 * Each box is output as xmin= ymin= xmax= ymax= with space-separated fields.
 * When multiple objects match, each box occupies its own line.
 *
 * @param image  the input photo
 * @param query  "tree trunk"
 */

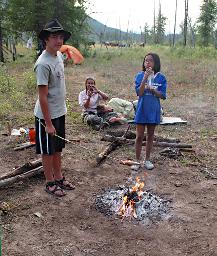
xmin=0 ymin=19 xmax=4 ymax=63
xmin=183 ymin=0 xmax=188 ymax=46
xmin=172 ymin=0 xmax=178 ymax=47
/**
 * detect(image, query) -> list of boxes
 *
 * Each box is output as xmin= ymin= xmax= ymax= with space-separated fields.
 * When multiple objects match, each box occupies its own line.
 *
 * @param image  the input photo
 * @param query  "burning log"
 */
xmin=95 ymin=178 xmax=170 ymax=223
xmin=119 ymin=177 xmax=144 ymax=219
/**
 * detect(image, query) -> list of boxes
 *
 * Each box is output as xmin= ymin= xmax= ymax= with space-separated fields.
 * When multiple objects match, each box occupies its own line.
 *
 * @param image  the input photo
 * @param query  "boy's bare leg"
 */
xmin=145 ymin=125 xmax=156 ymax=160
xmin=42 ymin=153 xmax=65 ymax=196
xmin=53 ymin=152 xmax=62 ymax=180
xmin=42 ymin=154 xmax=54 ymax=182
xmin=53 ymin=152 xmax=74 ymax=189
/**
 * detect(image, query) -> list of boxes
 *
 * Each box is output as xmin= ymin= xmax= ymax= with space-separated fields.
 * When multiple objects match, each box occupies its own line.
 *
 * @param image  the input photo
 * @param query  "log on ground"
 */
xmin=0 ymin=159 xmax=42 ymax=181
xmin=96 ymin=140 xmax=122 ymax=165
xmin=0 ymin=166 xmax=43 ymax=188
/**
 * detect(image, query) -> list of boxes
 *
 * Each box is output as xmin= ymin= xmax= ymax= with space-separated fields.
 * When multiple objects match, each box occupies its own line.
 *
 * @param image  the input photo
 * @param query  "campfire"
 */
xmin=95 ymin=177 xmax=171 ymax=225
xmin=119 ymin=177 xmax=144 ymax=219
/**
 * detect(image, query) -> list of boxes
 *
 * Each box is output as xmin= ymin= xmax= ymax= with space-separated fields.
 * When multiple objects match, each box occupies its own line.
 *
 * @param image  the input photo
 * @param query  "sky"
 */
xmin=87 ymin=0 xmax=203 ymax=34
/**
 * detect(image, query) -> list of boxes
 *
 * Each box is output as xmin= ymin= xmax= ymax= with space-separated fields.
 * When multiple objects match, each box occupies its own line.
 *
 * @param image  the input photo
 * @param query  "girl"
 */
xmin=78 ymin=77 xmax=109 ymax=114
xmin=132 ymin=53 xmax=167 ymax=171
xmin=78 ymin=77 xmax=109 ymax=130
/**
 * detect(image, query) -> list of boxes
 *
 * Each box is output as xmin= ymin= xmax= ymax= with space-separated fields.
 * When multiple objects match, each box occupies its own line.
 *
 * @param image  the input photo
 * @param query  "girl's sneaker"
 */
xmin=144 ymin=160 xmax=154 ymax=170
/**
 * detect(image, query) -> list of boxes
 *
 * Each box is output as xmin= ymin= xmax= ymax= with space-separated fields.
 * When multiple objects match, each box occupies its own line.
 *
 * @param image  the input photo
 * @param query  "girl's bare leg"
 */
xmin=135 ymin=124 xmax=145 ymax=161
xmin=145 ymin=125 xmax=156 ymax=161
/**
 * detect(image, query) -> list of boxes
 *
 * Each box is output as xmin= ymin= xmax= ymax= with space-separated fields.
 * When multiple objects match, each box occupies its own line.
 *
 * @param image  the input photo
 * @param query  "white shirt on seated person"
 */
xmin=78 ymin=89 xmax=103 ymax=114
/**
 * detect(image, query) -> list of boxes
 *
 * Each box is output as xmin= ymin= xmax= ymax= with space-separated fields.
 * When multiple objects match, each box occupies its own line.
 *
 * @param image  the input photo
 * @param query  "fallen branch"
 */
xmin=0 ymin=159 xmax=42 ymax=181
xmin=14 ymin=142 xmax=35 ymax=151
xmin=153 ymin=136 xmax=180 ymax=143
xmin=179 ymin=148 xmax=195 ymax=152
xmin=101 ymin=135 xmax=133 ymax=144
xmin=0 ymin=166 xmax=43 ymax=188
xmin=106 ymin=131 xmax=180 ymax=143
xmin=200 ymin=168 xmax=217 ymax=179
xmin=96 ymin=140 xmax=122 ymax=165
xmin=101 ymin=135 xmax=191 ymax=148
xmin=143 ymin=141 xmax=192 ymax=148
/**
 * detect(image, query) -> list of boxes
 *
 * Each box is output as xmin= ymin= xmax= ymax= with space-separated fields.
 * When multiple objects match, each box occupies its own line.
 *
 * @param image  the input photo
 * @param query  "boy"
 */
xmin=34 ymin=19 xmax=74 ymax=197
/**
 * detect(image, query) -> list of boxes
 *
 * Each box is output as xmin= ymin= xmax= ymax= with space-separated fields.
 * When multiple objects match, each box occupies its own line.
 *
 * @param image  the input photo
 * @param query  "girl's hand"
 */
xmin=145 ymin=67 xmax=154 ymax=78
xmin=146 ymin=85 xmax=157 ymax=94
xmin=87 ymin=90 xmax=93 ymax=97
xmin=90 ymin=85 xmax=98 ymax=93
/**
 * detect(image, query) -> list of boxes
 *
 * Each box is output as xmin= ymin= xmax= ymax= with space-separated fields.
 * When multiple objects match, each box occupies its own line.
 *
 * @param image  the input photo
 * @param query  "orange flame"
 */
xmin=118 ymin=177 xmax=145 ymax=219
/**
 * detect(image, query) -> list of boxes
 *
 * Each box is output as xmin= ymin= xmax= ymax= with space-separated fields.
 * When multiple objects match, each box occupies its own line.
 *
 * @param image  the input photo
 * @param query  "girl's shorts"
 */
xmin=35 ymin=115 xmax=65 ymax=155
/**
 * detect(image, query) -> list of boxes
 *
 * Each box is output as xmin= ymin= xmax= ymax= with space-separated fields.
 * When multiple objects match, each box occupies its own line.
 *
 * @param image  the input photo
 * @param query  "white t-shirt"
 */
xmin=78 ymin=90 xmax=103 ymax=113
xmin=34 ymin=50 xmax=67 ymax=119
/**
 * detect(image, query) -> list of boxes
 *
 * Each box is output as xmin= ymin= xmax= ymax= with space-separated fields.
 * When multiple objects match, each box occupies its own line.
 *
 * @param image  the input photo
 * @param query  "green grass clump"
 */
xmin=23 ymin=70 xmax=37 ymax=94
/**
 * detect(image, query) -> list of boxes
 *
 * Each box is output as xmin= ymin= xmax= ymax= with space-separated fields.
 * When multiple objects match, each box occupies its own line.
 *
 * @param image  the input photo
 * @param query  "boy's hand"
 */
xmin=45 ymin=124 xmax=56 ymax=136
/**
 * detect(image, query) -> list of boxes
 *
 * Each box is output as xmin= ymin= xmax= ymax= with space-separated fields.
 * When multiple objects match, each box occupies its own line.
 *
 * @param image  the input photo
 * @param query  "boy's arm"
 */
xmin=38 ymin=85 xmax=56 ymax=135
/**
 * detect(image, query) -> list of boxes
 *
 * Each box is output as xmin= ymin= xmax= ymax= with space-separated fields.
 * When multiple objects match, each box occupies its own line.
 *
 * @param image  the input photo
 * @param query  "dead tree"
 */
xmin=0 ymin=19 xmax=4 ymax=62
xmin=183 ymin=0 xmax=189 ymax=46
xmin=172 ymin=0 xmax=178 ymax=47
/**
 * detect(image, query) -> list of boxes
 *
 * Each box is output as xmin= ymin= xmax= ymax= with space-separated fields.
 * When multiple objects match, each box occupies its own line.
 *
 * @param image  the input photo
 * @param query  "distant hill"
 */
xmin=86 ymin=16 xmax=141 ymax=44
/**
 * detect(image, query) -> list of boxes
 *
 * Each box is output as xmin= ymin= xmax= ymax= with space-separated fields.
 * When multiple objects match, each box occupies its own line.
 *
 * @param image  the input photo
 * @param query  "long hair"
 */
xmin=142 ymin=53 xmax=161 ymax=74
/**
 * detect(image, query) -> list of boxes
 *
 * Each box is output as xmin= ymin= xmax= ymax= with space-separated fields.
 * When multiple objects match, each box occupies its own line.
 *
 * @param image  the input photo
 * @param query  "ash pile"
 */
xmin=95 ymin=184 xmax=171 ymax=225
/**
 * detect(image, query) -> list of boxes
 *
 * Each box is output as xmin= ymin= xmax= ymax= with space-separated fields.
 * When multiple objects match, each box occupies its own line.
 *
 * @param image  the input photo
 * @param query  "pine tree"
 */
xmin=155 ymin=2 xmax=167 ymax=44
xmin=197 ymin=0 xmax=217 ymax=47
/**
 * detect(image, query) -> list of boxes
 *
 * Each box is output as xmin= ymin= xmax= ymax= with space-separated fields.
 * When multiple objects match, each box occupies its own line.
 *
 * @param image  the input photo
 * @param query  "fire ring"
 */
xmin=95 ymin=180 xmax=171 ymax=225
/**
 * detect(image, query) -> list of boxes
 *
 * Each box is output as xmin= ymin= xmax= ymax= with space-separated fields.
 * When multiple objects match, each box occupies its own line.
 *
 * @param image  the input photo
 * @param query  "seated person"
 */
xmin=78 ymin=77 xmax=109 ymax=130
xmin=107 ymin=98 xmax=163 ymax=122
xmin=107 ymin=98 xmax=138 ymax=120
xmin=78 ymin=77 xmax=127 ymax=130
xmin=97 ymin=104 xmax=128 ymax=125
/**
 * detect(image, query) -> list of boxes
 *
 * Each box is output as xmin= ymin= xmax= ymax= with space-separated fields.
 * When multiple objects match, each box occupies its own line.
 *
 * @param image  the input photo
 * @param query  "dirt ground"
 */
xmin=0 ymin=51 xmax=217 ymax=256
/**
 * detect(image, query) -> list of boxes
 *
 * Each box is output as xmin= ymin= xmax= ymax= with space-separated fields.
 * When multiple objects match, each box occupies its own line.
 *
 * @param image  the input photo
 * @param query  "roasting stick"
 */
xmin=36 ymin=118 xmax=91 ymax=152
xmin=37 ymin=118 xmax=126 ymax=163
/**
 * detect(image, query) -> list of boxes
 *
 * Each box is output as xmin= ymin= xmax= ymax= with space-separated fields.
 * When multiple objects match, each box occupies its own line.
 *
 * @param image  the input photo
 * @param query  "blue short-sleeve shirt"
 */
xmin=134 ymin=71 xmax=167 ymax=124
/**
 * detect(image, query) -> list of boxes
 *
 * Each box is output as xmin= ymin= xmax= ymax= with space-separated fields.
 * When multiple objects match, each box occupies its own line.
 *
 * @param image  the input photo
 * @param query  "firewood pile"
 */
xmin=0 ymin=159 xmax=42 ymax=188
xmin=96 ymin=130 xmax=193 ymax=165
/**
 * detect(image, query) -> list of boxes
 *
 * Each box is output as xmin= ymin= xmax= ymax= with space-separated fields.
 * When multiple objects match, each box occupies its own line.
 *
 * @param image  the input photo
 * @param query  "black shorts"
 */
xmin=35 ymin=115 xmax=65 ymax=155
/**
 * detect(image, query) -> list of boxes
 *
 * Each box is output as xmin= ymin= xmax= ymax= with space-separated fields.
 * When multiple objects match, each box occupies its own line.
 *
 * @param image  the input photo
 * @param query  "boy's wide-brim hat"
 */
xmin=38 ymin=19 xmax=71 ymax=41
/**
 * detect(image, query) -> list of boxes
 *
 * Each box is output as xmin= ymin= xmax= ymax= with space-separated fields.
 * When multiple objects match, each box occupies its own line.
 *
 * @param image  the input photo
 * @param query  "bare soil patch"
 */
xmin=1 ymin=51 xmax=217 ymax=256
